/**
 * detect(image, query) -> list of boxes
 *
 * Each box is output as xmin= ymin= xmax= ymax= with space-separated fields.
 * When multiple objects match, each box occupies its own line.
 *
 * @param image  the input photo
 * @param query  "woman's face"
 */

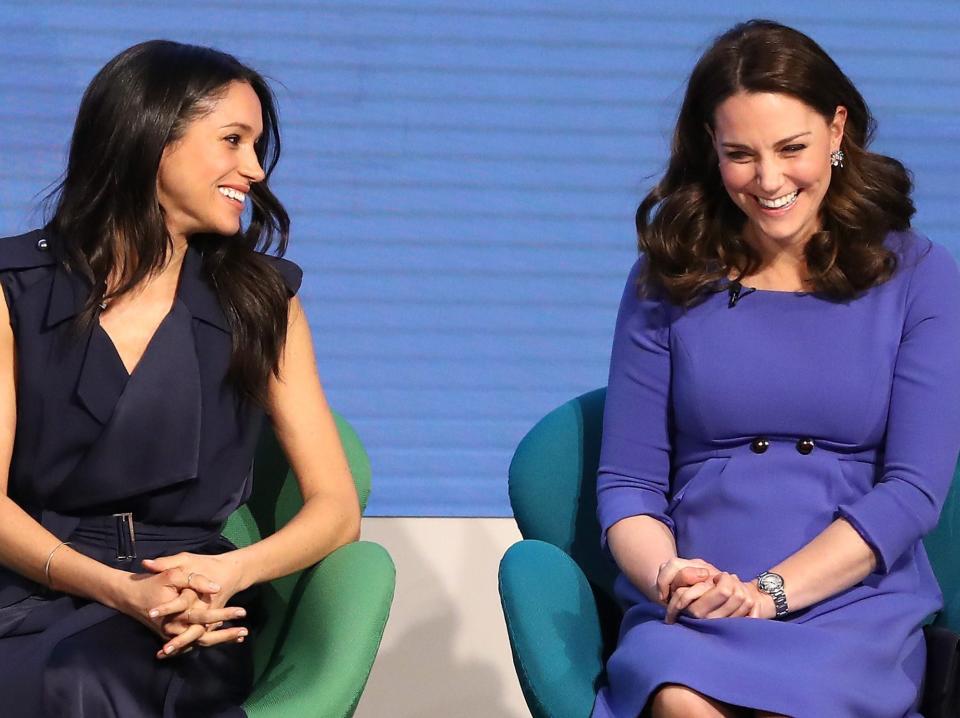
xmin=710 ymin=91 xmax=846 ymax=251
xmin=157 ymin=81 xmax=266 ymax=243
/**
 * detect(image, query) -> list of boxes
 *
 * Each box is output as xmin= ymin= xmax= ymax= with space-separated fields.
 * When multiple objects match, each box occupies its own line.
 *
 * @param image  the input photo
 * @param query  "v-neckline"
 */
xmin=97 ymin=305 xmax=176 ymax=378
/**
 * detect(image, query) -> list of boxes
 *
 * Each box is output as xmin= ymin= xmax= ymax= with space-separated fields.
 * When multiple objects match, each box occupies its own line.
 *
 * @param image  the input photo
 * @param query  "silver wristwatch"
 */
xmin=756 ymin=571 xmax=789 ymax=619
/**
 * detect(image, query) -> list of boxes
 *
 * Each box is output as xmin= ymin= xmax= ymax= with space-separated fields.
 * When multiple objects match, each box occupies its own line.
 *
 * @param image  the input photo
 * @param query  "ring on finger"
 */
xmin=186 ymin=572 xmax=196 ymax=587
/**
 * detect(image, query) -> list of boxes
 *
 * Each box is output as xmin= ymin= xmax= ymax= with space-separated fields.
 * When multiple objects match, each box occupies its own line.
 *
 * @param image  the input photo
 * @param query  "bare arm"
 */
xmin=606 ymin=515 xmax=678 ymax=603
xmin=145 ymin=296 xmax=361 ymax=596
xmin=228 ymin=296 xmax=361 ymax=588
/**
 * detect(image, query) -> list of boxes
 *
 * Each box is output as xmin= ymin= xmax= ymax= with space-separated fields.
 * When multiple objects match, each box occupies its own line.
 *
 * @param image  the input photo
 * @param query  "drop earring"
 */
xmin=830 ymin=149 xmax=845 ymax=168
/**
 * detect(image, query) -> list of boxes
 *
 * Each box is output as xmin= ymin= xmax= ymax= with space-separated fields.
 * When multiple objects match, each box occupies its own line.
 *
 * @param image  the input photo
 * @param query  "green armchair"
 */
xmin=223 ymin=413 xmax=396 ymax=718
xmin=499 ymin=388 xmax=960 ymax=717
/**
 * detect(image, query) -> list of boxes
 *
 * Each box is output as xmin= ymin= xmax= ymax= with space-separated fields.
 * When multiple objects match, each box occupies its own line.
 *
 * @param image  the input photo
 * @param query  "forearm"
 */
xmin=769 ymin=517 xmax=877 ymax=613
xmin=606 ymin=514 xmax=678 ymax=603
xmin=230 ymin=492 xmax=360 ymax=590
xmin=0 ymin=495 xmax=125 ymax=606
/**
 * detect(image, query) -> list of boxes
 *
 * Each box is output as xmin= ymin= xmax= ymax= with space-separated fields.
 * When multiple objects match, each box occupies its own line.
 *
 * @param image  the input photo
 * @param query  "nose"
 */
xmin=241 ymin=147 xmax=266 ymax=184
xmin=754 ymin=156 xmax=784 ymax=195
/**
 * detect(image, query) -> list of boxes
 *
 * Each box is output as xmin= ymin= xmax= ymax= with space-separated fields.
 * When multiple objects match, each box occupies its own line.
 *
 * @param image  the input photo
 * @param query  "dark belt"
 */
xmin=67 ymin=513 xmax=222 ymax=566
xmin=0 ymin=511 xmax=223 ymax=609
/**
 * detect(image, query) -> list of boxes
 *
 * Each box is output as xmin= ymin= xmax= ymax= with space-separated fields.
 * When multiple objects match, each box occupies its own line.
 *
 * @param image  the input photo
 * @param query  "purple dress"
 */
xmin=593 ymin=231 xmax=960 ymax=718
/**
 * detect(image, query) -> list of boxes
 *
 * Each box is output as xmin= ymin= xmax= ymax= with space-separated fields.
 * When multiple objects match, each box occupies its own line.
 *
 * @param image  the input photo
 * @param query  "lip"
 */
xmin=218 ymin=184 xmax=248 ymax=210
xmin=753 ymin=189 xmax=801 ymax=216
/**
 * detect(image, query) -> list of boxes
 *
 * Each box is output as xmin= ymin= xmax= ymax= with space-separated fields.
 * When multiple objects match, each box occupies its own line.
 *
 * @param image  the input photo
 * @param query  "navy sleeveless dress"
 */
xmin=0 ymin=228 xmax=301 ymax=717
xmin=593 ymin=231 xmax=960 ymax=717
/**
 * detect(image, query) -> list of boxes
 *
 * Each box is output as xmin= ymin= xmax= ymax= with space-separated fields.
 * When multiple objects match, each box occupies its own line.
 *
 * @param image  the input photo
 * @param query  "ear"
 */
xmin=830 ymin=106 xmax=848 ymax=152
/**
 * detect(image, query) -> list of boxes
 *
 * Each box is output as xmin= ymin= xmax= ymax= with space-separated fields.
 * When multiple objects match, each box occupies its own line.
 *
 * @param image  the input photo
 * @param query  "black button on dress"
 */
xmin=0 ymin=229 xmax=302 ymax=717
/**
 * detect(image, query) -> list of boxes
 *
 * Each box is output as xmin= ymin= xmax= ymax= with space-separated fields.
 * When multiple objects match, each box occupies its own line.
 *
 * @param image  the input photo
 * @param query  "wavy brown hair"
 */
xmin=637 ymin=19 xmax=914 ymax=305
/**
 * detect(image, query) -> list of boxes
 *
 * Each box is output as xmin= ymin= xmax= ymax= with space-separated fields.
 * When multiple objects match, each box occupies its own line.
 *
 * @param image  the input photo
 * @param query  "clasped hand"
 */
xmin=120 ymin=552 xmax=248 ymax=659
xmin=654 ymin=558 xmax=775 ymax=624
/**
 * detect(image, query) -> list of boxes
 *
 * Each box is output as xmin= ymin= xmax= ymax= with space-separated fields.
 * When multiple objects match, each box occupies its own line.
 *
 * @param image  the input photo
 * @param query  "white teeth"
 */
xmin=756 ymin=190 xmax=799 ymax=209
xmin=218 ymin=187 xmax=246 ymax=203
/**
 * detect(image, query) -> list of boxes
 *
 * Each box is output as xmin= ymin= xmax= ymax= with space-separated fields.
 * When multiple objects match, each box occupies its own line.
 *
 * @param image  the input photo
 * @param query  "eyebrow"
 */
xmin=219 ymin=122 xmax=263 ymax=139
xmin=721 ymin=132 xmax=812 ymax=149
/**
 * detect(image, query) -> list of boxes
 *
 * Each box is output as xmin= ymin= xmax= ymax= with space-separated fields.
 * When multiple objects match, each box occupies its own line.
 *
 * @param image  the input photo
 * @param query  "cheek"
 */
xmin=793 ymin=157 xmax=831 ymax=189
xmin=718 ymin=163 xmax=755 ymax=196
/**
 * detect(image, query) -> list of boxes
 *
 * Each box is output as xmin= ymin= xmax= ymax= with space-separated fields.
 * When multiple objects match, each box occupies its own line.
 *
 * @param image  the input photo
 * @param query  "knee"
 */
xmin=651 ymin=684 xmax=715 ymax=718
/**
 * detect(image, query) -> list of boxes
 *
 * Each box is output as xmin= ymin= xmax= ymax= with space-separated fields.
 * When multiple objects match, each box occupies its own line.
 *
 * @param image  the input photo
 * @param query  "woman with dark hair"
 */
xmin=595 ymin=20 xmax=960 ymax=718
xmin=0 ymin=41 xmax=360 ymax=715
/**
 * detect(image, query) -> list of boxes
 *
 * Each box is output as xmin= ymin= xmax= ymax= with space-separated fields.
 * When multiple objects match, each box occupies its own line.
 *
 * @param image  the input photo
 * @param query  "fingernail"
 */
xmin=210 ymin=583 xmax=221 ymax=591
xmin=149 ymin=609 xmax=159 ymax=618
xmin=238 ymin=629 xmax=248 ymax=637
xmin=164 ymin=645 xmax=174 ymax=655
xmin=237 ymin=636 xmax=245 ymax=643
xmin=696 ymin=569 xmax=708 ymax=576
xmin=234 ymin=609 xmax=246 ymax=618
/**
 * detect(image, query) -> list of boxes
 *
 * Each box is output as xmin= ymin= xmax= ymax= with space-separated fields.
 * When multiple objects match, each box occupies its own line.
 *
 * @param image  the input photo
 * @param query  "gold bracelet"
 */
xmin=43 ymin=541 xmax=72 ymax=589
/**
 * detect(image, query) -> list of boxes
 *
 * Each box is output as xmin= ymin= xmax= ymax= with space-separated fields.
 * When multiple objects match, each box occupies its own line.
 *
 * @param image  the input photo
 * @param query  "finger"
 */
xmin=687 ymin=575 xmax=738 ymax=618
xmin=157 ymin=624 xmax=205 ymax=659
xmin=181 ymin=606 xmax=247 ymax=625
xmin=162 ymin=620 xmax=190 ymax=636
xmin=185 ymin=573 xmax=222 ymax=595
xmin=665 ymin=582 xmax=711 ymax=623
xmin=148 ymin=592 xmax=195 ymax=620
xmin=196 ymin=625 xmax=250 ymax=648
xmin=141 ymin=556 xmax=181 ymax=574
xmin=687 ymin=573 xmax=745 ymax=618
xmin=668 ymin=566 xmax=713 ymax=595
xmin=704 ymin=589 xmax=751 ymax=619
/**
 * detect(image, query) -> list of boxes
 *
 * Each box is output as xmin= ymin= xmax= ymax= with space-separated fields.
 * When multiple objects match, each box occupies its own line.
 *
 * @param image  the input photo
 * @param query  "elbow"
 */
xmin=343 ymin=505 xmax=362 ymax=544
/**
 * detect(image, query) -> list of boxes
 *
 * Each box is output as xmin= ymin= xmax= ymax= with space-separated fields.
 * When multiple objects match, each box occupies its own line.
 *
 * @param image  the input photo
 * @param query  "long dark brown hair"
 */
xmin=638 ymin=19 xmax=914 ymax=304
xmin=46 ymin=40 xmax=291 ymax=405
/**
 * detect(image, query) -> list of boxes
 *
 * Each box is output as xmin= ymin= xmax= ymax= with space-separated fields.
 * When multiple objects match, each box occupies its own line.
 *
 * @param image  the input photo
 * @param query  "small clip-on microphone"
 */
xmin=728 ymin=280 xmax=743 ymax=308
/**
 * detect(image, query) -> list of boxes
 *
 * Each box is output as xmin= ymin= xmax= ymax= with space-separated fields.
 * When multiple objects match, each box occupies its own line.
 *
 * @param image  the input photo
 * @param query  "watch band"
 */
xmin=756 ymin=571 xmax=789 ymax=619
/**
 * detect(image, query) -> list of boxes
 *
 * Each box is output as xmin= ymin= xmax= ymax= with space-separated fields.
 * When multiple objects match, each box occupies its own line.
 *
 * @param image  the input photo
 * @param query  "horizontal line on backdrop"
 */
xmin=295 ymin=237 xmax=634 ymax=251
xmin=20 ymin=29 xmax=952 ymax=55
xmin=22 ymin=2 xmax=959 ymax=34
xmin=318 ymin=354 xmax=607 ymax=365
xmin=304 ymin=297 xmax=618 ymax=309
xmin=311 ymin=326 xmax=610 ymax=338
xmin=312 ymin=353 xmax=604 ymax=365
xmin=288 ymin=208 xmax=625 ymax=221
xmin=302 ymin=264 xmax=623 ymax=278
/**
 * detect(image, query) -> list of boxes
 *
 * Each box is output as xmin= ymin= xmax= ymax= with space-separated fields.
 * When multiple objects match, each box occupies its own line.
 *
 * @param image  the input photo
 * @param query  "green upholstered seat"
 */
xmin=223 ymin=413 xmax=395 ymax=718
xmin=499 ymin=388 xmax=960 ymax=717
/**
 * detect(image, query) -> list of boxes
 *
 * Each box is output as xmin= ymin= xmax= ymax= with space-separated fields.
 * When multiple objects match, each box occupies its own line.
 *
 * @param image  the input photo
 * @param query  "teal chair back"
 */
xmin=923 ymin=467 xmax=960 ymax=632
xmin=508 ymin=388 xmax=618 ymax=599
xmin=503 ymin=388 xmax=960 ymax=718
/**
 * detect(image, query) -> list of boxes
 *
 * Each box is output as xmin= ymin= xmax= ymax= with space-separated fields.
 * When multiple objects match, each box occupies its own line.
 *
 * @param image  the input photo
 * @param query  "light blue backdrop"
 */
xmin=1 ymin=2 xmax=957 ymax=516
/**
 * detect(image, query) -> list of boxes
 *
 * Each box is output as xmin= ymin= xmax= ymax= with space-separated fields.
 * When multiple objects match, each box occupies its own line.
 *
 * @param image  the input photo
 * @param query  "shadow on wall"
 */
xmin=356 ymin=519 xmax=524 ymax=718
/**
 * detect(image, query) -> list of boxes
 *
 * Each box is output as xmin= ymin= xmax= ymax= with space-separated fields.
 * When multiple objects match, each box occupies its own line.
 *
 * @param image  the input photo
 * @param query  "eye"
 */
xmin=725 ymin=151 xmax=751 ymax=162
xmin=781 ymin=144 xmax=806 ymax=154
xmin=224 ymin=134 xmax=241 ymax=146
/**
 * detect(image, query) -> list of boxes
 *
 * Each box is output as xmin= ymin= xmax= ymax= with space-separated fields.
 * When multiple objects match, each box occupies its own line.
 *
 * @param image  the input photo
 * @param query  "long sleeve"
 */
xmin=837 ymin=240 xmax=960 ymax=574
xmin=596 ymin=258 xmax=674 ymax=550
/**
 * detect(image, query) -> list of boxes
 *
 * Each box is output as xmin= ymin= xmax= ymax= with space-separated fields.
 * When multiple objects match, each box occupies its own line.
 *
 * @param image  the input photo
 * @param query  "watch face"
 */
xmin=758 ymin=573 xmax=784 ymax=592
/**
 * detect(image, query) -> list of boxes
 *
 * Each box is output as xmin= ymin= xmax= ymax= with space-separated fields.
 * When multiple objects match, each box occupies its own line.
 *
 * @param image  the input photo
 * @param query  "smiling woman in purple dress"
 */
xmin=0 ymin=41 xmax=360 ymax=716
xmin=593 ymin=20 xmax=960 ymax=718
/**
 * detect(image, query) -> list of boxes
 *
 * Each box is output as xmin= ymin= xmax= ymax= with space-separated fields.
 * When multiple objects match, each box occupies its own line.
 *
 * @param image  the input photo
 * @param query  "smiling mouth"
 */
xmin=754 ymin=190 xmax=800 ymax=211
xmin=218 ymin=186 xmax=247 ymax=205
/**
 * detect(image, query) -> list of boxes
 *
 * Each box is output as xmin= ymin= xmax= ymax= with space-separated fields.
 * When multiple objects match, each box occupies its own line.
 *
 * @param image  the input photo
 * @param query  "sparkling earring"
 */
xmin=830 ymin=149 xmax=845 ymax=168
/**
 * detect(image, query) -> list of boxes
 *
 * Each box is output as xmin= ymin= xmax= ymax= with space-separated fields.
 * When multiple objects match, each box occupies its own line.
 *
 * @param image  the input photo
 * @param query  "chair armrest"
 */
xmin=245 ymin=541 xmax=396 ymax=718
xmin=499 ymin=539 xmax=605 ymax=718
